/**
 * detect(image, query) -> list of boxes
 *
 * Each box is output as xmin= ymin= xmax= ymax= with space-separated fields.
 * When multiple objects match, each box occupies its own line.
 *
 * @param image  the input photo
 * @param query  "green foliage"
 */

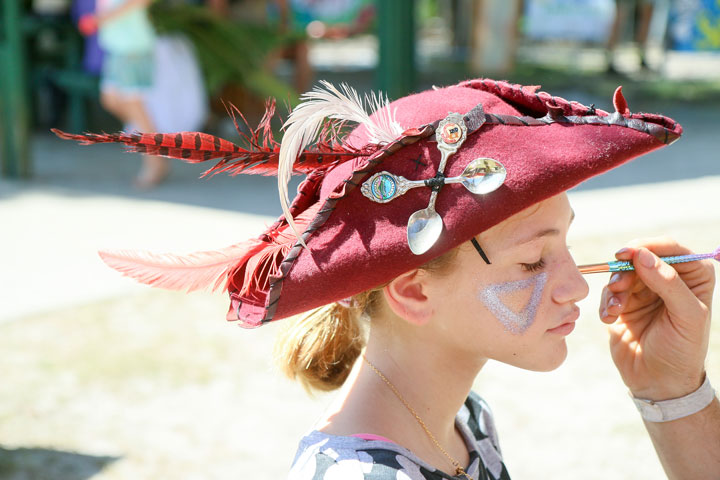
xmin=417 ymin=0 xmax=440 ymax=22
xmin=149 ymin=3 xmax=301 ymax=100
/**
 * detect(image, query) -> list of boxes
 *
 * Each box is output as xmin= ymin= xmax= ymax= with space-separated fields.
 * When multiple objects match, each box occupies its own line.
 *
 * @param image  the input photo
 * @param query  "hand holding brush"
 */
xmin=578 ymin=246 xmax=720 ymax=274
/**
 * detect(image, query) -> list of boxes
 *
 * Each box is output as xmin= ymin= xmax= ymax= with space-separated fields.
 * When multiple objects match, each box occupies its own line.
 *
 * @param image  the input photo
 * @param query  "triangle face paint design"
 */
xmin=479 ymin=273 xmax=548 ymax=334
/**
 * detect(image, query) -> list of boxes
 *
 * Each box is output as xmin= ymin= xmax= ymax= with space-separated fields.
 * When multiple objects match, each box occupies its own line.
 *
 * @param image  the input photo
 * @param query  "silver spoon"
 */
xmin=407 ymin=113 xmax=468 ymax=255
xmin=361 ymin=157 xmax=507 ymax=203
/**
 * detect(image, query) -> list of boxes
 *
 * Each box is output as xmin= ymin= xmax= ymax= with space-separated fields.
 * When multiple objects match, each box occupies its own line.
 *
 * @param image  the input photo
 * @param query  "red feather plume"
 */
xmin=98 ymin=239 xmax=267 ymax=293
xmin=98 ymin=200 xmax=322 ymax=296
xmin=51 ymin=99 xmax=379 ymax=178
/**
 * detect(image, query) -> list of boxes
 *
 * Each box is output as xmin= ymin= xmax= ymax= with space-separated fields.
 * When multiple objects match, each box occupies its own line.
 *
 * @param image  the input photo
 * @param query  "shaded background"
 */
xmin=1 ymin=0 xmax=719 ymax=478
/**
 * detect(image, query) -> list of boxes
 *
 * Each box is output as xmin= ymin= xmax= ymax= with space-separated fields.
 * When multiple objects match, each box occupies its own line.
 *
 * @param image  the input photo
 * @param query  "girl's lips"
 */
xmin=547 ymin=307 xmax=580 ymax=335
xmin=547 ymin=322 xmax=576 ymax=335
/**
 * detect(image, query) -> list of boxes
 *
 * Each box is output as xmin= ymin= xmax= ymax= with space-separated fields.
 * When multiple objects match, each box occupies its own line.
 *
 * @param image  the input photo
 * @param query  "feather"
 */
xmin=227 ymin=201 xmax=322 ymax=304
xmin=364 ymin=89 xmax=403 ymax=145
xmin=51 ymin=98 xmax=375 ymax=178
xmin=98 ymin=239 xmax=266 ymax=293
xmin=100 ymin=200 xmax=322 ymax=298
xmin=277 ymin=81 xmax=403 ymax=244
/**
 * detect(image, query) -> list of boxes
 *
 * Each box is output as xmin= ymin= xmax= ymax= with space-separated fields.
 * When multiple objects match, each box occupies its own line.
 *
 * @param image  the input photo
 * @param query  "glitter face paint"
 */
xmin=479 ymin=272 xmax=548 ymax=334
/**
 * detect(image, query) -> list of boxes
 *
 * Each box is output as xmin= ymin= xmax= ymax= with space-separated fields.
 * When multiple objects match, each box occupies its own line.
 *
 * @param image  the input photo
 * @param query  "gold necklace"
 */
xmin=362 ymin=355 xmax=474 ymax=480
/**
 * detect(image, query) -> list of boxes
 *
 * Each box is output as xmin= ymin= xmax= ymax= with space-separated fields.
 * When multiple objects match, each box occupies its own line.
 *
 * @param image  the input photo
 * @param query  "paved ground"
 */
xmin=1 ymin=53 xmax=719 ymax=479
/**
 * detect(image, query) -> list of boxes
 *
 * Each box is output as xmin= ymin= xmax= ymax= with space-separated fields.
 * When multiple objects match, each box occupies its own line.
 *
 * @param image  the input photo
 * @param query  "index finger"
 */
xmin=615 ymin=237 xmax=702 ymax=275
xmin=618 ymin=236 xmax=693 ymax=258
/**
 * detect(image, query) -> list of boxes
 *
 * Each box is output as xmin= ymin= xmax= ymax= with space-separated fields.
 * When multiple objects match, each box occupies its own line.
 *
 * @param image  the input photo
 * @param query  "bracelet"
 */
xmin=631 ymin=375 xmax=716 ymax=422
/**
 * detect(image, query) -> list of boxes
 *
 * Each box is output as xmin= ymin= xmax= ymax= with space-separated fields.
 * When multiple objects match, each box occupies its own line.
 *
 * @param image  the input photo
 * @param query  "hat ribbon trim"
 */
xmin=482 ymin=111 xmax=679 ymax=145
xmin=459 ymin=78 xmax=680 ymax=144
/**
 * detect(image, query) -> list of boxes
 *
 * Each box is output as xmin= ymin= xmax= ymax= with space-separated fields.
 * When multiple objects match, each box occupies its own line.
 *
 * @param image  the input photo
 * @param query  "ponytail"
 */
xmin=273 ymin=291 xmax=378 ymax=392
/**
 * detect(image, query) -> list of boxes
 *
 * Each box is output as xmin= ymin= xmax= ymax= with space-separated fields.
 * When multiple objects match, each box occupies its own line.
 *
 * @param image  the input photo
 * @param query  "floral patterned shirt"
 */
xmin=288 ymin=391 xmax=512 ymax=479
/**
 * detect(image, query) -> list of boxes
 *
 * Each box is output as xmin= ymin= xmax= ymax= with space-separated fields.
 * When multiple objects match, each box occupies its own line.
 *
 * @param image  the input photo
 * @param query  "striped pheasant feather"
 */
xmin=51 ymin=100 xmax=378 ymax=177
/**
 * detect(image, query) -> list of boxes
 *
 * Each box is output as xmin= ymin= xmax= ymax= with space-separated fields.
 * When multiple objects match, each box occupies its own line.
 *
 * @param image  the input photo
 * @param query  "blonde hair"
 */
xmin=273 ymin=247 xmax=460 ymax=393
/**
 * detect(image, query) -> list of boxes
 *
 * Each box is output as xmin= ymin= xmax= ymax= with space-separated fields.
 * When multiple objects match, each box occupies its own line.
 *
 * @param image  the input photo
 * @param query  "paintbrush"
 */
xmin=578 ymin=247 xmax=720 ymax=274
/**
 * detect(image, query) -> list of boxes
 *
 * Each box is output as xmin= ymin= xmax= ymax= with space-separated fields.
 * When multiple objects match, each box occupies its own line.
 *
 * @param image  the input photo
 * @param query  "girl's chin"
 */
xmin=505 ymin=342 xmax=569 ymax=372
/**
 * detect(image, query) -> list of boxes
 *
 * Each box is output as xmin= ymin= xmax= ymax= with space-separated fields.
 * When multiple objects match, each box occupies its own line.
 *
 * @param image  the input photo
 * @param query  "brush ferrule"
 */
xmin=608 ymin=260 xmax=635 ymax=272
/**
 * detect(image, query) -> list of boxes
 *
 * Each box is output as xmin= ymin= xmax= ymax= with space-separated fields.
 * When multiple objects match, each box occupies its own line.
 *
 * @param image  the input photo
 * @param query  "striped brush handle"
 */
xmin=578 ymin=251 xmax=716 ymax=274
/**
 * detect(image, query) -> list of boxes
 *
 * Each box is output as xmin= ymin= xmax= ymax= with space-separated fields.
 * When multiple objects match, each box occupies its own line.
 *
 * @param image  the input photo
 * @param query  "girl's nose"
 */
xmin=552 ymin=253 xmax=589 ymax=304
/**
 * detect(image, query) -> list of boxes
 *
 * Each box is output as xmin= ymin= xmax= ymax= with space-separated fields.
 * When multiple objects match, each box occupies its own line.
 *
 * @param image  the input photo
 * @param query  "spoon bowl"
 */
xmin=460 ymin=158 xmax=507 ymax=194
xmin=407 ymin=207 xmax=443 ymax=255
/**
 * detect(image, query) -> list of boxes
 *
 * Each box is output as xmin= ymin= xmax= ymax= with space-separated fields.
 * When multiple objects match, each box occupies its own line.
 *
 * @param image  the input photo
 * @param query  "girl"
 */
xmin=83 ymin=0 xmax=170 ymax=187
xmin=55 ymin=78 xmax=719 ymax=479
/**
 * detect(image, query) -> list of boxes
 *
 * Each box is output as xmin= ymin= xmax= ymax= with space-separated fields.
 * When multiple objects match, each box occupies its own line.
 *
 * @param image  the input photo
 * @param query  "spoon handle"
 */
xmin=437 ymin=146 xmax=453 ymax=174
xmin=427 ymin=189 xmax=439 ymax=210
xmin=429 ymin=142 xmax=458 ymax=211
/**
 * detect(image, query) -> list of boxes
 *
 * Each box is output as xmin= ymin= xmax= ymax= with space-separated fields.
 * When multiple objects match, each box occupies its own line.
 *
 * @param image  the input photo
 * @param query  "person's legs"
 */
xmin=606 ymin=0 xmax=629 ymax=73
xmin=102 ymin=50 xmax=169 ymax=188
xmin=292 ymin=41 xmax=312 ymax=94
xmin=636 ymin=0 xmax=654 ymax=69
xmin=100 ymin=89 xmax=129 ymax=122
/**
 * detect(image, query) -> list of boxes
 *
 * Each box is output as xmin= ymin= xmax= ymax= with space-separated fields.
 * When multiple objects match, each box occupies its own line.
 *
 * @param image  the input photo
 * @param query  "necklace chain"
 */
xmin=362 ymin=355 xmax=474 ymax=480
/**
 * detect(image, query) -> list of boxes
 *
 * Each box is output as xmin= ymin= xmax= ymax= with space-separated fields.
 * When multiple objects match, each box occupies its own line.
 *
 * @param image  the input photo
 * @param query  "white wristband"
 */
xmin=631 ymin=376 xmax=716 ymax=422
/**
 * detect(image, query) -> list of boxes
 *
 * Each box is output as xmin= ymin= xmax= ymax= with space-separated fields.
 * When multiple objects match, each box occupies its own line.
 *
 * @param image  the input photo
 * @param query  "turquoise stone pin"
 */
xmin=370 ymin=174 xmax=397 ymax=203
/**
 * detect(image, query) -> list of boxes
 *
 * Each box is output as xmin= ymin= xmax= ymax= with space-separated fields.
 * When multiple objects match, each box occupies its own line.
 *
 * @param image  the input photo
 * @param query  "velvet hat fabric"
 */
xmin=55 ymin=78 xmax=682 ymax=328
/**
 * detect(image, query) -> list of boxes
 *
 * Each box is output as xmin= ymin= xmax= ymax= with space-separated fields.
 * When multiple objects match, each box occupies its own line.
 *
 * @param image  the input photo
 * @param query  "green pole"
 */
xmin=66 ymin=32 xmax=88 ymax=133
xmin=375 ymin=0 xmax=415 ymax=99
xmin=1 ymin=0 xmax=32 ymax=178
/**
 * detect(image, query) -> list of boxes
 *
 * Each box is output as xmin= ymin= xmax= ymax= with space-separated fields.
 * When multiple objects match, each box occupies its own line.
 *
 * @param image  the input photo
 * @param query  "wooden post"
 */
xmin=1 ymin=0 xmax=32 ymax=178
xmin=469 ymin=0 xmax=521 ymax=74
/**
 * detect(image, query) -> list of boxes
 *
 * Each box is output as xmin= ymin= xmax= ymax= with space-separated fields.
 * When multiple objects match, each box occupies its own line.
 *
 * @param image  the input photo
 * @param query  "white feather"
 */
xmin=277 ymin=81 xmax=403 ymax=244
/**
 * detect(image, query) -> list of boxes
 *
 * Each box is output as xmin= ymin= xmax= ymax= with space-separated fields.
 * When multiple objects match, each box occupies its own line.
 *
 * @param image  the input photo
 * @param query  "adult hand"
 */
xmin=599 ymin=237 xmax=715 ymax=401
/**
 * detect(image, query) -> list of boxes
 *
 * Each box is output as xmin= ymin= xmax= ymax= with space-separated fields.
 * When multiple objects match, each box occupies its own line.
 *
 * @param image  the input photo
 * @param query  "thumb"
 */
xmin=633 ymin=248 xmax=698 ymax=322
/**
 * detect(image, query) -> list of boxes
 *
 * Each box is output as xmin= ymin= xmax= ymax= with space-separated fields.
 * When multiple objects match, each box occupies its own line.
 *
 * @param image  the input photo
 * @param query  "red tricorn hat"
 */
xmin=53 ymin=78 xmax=681 ymax=328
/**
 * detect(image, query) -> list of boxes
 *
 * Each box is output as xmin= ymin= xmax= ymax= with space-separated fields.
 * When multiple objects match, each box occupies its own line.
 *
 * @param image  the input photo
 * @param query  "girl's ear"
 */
xmin=383 ymin=269 xmax=433 ymax=325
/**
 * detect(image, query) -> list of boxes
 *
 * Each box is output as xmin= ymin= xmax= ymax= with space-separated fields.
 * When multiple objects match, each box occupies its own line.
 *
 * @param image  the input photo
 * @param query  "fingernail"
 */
xmin=609 ymin=273 xmax=622 ymax=285
xmin=608 ymin=296 xmax=621 ymax=309
xmin=615 ymin=247 xmax=631 ymax=256
xmin=600 ymin=307 xmax=608 ymax=318
xmin=639 ymin=248 xmax=656 ymax=268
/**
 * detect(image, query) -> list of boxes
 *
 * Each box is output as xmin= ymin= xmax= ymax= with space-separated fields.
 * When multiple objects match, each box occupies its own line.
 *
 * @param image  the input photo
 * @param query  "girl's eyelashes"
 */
xmin=521 ymin=258 xmax=546 ymax=272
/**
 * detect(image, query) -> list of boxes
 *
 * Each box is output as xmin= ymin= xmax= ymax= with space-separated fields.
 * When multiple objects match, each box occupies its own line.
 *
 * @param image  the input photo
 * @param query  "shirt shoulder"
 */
xmin=288 ymin=432 xmax=443 ymax=480
xmin=463 ymin=391 xmax=502 ymax=451
xmin=458 ymin=391 xmax=512 ymax=480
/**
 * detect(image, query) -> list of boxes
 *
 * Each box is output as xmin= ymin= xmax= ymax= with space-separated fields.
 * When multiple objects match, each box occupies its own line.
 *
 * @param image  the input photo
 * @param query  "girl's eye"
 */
xmin=521 ymin=258 xmax=546 ymax=272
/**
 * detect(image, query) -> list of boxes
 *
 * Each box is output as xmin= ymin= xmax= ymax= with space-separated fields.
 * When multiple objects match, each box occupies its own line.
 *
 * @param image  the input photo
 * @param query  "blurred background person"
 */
xmin=81 ymin=0 xmax=170 ymax=188
xmin=606 ymin=0 xmax=656 ymax=73
xmin=269 ymin=0 xmax=375 ymax=94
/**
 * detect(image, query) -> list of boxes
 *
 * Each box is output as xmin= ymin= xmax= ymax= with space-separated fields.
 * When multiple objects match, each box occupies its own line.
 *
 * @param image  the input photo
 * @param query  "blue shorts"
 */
xmin=101 ymin=51 xmax=154 ymax=96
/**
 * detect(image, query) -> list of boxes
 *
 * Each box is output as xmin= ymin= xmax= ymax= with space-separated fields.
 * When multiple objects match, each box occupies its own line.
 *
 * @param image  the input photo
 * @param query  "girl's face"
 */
xmin=424 ymin=193 xmax=588 ymax=371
